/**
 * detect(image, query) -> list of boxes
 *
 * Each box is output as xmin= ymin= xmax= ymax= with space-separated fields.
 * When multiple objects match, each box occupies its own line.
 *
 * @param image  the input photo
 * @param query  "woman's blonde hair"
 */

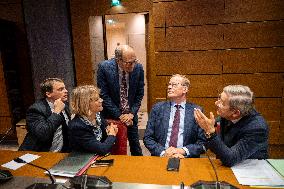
xmin=70 ymin=85 xmax=100 ymax=117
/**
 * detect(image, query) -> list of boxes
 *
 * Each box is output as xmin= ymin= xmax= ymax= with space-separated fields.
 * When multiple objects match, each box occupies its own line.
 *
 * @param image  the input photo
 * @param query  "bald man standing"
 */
xmin=97 ymin=45 xmax=144 ymax=156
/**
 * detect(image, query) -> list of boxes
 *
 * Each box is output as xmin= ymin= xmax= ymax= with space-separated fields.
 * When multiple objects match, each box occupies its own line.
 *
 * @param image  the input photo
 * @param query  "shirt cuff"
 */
xmin=182 ymin=147 xmax=190 ymax=157
xmin=160 ymin=150 xmax=165 ymax=157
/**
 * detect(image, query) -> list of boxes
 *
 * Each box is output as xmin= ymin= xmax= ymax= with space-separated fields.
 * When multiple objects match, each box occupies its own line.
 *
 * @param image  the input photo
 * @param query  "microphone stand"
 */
xmin=14 ymin=158 xmax=55 ymax=184
xmin=13 ymin=157 xmax=68 ymax=189
xmin=190 ymin=146 xmax=238 ymax=189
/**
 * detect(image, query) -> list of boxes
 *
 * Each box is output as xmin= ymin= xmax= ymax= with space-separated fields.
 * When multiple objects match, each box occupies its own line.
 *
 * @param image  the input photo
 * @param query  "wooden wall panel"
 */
xmin=222 ymin=74 xmax=283 ymax=97
xmin=154 ymin=0 xmax=284 ymax=26
xmin=280 ymin=117 xmax=284 ymax=144
xmin=166 ymin=0 xmax=224 ymax=26
xmin=268 ymin=121 xmax=280 ymax=144
xmin=221 ymin=48 xmax=284 ymax=73
xmin=189 ymin=98 xmax=217 ymax=115
xmin=269 ymin=145 xmax=284 ymax=158
xmin=0 ymin=117 xmax=12 ymax=133
xmin=153 ymin=3 xmax=166 ymax=27
xmin=188 ymin=75 xmax=222 ymax=97
xmin=150 ymin=76 xmax=168 ymax=101
xmin=224 ymin=22 xmax=284 ymax=48
xmin=254 ymin=98 xmax=281 ymax=121
xmin=225 ymin=0 xmax=284 ymax=22
xmin=155 ymin=26 xmax=224 ymax=51
xmin=156 ymin=51 xmax=221 ymax=75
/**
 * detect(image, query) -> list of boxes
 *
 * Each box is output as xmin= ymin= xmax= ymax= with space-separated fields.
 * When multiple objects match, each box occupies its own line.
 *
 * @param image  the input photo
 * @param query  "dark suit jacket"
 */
xmin=143 ymin=101 xmax=206 ymax=157
xmin=19 ymin=99 xmax=70 ymax=152
xmin=97 ymin=58 xmax=144 ymax=123
xmin=206 ymin=109 xmax=269 ymax=167
xmin=68 ymin=115 xmax=116 ymax=156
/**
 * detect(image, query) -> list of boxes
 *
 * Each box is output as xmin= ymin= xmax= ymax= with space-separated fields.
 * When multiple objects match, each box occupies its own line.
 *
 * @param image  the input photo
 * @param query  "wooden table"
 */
xmin=0 ymin=150 xmax=249 ymax=188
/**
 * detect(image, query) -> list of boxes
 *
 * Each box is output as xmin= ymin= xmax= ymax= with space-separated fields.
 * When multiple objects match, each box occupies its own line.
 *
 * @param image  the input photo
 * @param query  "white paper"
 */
xmin=231 ymin=159 xmax=284 ymax=186
xmin=1 ymin=153 xmax=40 ymax=170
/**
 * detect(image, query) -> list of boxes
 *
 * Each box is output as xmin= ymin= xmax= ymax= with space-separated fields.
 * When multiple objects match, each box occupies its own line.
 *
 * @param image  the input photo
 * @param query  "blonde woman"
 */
xmin=68 ymin=85 xmax=118 ymax=155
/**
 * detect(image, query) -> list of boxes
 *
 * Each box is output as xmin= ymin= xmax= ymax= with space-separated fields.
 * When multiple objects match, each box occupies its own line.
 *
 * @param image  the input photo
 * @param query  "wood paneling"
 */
xmin=221 ymin=48 xmax=284 ymax=73
xmin=254 ymin=98 xmax=281 ymax=121
xmin=153 ymin=3 xmax=166 ymax=27
xmin=166 ymin=0 xmax=224 ymax=26
xmin=222 ymin=74 xmax=283 ymax=97
xmin=188 ymin=75 xmax=222 ymax=97
xmin=156 ymin=51 xmax=221 ymax=75
xmin=0 ymin=117 xmax=12 ymax=134
xmin=224 ymin=22 xmax=284 ymax=48
xmin=268 ymin=121 xmax=280 ymax=144
xmin=154 ymin=0 xmax=284 ymax=26
xmin=155 ymin=26 xmax=224 ymax=51
xmin=155 ymin=21 xmax=284 ymax=51
xmin=189 ymin=98 xmax=217 ymax=115
xmin=269 ymin=144 xmax=284 ymax=158
xmin=224 ymin=0 xmax=284 ymax=22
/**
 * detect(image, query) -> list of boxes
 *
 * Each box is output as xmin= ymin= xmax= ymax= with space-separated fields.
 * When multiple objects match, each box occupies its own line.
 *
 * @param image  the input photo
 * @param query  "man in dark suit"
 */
xmin=19 ymin=78 xmax=70 ymax=152
xmin=194 ymin=85 xmax=269 ymax=167
xmin=143 ymin=74 xmax=206 ymax=158
xmin=97 ymin=45 xmax=144 ymax=156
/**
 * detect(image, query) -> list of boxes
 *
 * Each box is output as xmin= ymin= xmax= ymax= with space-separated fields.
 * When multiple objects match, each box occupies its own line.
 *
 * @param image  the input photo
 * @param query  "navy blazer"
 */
xmin=19 ymin=99 xmax=70 ymax=152
xmin=68 ymin=115 xmax=116 ymax=156
xmin=97 ymin=58 xmax=144 ymax=121
xmin=206 ymin=109 xmax=269 ymax=167
xmin=143 ymin=101 xmax=206 ymax=157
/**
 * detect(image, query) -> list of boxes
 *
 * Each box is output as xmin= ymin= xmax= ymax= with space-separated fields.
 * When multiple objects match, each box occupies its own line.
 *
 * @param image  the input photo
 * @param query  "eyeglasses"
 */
xmin=168 ymin=82 xmax=182 ymax=88
xmin=122 ymin=59 xmax=137 ymax=65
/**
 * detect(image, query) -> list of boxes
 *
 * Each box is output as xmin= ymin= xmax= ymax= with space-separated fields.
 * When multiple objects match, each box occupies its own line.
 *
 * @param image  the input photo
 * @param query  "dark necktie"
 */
xmin=120 ymin=71 xmax=130 ymax=113
xmin=169 ymin=105 xmax=181 ymax=148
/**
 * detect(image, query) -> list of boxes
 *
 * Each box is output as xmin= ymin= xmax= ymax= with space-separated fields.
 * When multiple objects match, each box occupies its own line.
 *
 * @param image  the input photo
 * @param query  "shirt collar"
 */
xmin=171 ymin=101 xmax=186 ymax=109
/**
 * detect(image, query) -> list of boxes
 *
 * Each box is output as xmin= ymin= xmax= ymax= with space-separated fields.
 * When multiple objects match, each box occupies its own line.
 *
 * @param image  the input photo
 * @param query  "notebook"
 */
xmin=49 ymin=152 xmax=98 ymax=177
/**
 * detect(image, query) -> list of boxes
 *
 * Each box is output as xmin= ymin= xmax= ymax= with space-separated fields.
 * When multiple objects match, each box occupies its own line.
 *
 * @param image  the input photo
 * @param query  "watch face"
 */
xmin=205 ymin=132 xmax=211 ymax=139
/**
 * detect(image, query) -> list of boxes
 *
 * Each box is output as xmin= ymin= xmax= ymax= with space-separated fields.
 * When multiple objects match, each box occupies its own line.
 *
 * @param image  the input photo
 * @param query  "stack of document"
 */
xmin=231 ymin=159 xmax=284 ymax=188
xmin=49 ymin=152 xmax=98 ymax=177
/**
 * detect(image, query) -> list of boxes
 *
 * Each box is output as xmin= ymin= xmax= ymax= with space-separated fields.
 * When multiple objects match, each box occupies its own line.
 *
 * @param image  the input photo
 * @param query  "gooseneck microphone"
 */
xmin=13 ymin=157 xmax=55 ymax=184
xmin=203 ymin=146 xmax=220 ymax=189
xmin=190 ymin=146 xmax=238 ymax=189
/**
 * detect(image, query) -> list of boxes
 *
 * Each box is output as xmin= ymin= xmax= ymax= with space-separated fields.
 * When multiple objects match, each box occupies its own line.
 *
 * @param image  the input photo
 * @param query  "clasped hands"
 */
xmin=119 ymin=113 xmax=134 ymax=126
xmin=164 ymin=147 xmax=185 ymax=159
xmin=106 ymin=123 xmax=118 ymax=136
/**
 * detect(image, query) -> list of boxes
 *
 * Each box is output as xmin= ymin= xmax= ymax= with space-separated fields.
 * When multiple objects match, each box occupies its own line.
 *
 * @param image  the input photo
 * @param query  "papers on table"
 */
xmin=1 ymin=153 xmax=40 ymax=170
xmin=267 ymin=159 xmax=284 ymax=177
xmin=231 ymin=159 xmax=284 ymax=187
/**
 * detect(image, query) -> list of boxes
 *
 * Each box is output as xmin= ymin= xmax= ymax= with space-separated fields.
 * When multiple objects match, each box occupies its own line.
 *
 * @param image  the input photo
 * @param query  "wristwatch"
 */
xmin=205 ymin=131 xmax=217 ymax=140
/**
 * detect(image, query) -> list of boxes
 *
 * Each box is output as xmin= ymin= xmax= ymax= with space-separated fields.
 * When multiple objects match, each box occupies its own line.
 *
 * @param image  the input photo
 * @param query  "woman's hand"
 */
xmin=106 ymin=123 xmax=118 ymax=136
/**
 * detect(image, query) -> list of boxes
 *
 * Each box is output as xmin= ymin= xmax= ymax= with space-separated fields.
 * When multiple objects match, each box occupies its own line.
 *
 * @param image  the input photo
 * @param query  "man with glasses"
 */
xmin=143 ymin=74 xmax=206 ymax=158
xmin=194 ymin=85 xmax=269 ymax=167
xmin=97 ymin=45 xmax=144 ymax=156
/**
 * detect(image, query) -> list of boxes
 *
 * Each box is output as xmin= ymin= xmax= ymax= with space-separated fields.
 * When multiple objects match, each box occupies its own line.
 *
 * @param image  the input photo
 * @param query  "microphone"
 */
xmin=190 ymin=146 xmax=238 ymax=189
xmin=13 ymin=157 xmax=55 ymax=184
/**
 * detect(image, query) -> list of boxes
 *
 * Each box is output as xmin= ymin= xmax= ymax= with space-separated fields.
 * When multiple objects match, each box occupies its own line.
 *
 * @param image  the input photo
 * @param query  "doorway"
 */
xmin=89 ymin=13 xmax=148 ymax=114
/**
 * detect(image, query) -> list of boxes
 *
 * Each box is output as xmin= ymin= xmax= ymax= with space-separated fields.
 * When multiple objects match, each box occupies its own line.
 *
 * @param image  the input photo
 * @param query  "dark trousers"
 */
xmin=127 ymin=121 xmax=143 ymax=156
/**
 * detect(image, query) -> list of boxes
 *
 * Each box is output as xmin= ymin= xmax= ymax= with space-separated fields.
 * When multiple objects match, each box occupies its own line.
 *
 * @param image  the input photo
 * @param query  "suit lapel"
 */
xmin=183 ymin=103 xmax=192 ymax=143
xmin=111 ymin=60 xmax=120 ymax=99
xmin=128 ymin=65 xmax=137 ymax=100
xmin=162 ymin=102 xmax=172 ymax=145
